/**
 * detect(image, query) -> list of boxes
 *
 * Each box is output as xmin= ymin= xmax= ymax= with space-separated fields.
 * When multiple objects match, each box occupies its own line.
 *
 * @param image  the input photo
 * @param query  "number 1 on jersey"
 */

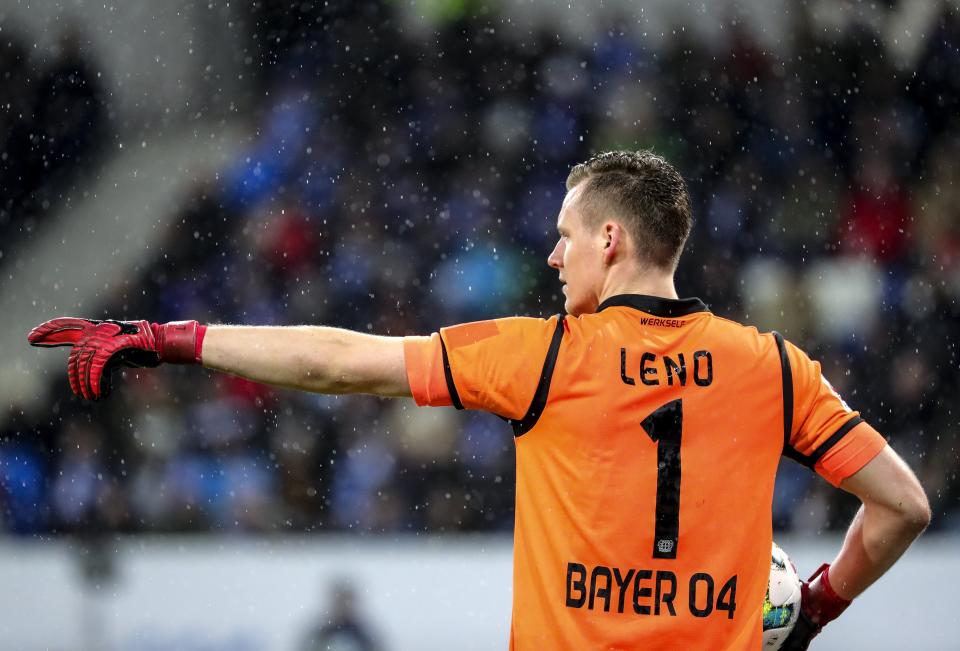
xmin=640 ymin=398 xmax=683 ymax=560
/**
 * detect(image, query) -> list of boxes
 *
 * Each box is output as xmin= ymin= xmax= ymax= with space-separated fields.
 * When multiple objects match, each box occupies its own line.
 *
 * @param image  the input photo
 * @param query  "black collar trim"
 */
xmin=597 ymin=294 xmax=709 ymax=317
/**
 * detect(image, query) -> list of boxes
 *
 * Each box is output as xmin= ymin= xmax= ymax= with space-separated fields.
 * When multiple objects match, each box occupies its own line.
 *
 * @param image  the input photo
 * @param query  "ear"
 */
xmin=602 ymin=222 xmax=622 ymax=265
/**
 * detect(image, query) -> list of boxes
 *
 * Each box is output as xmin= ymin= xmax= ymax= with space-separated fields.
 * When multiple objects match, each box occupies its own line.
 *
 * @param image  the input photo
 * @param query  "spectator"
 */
xmin=298 ymin=579 xmax=381 ymax=651
xmin=0 ymin=27 xmax=106 ymax=263
xmin=5 ymin=2 xmax=959 ymax=538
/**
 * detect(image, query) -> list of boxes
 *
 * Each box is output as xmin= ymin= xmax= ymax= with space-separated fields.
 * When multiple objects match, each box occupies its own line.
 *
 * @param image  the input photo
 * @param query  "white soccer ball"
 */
xmin=762 ymin=541 xmax=802 ymax=648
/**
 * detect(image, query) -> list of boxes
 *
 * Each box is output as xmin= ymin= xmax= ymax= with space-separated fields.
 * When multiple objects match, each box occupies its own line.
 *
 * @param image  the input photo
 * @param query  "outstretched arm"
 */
xmin=201 ymin=325 xmax=412 ymax=397
xmin=28 ymin=317 xmax=417 ymax=400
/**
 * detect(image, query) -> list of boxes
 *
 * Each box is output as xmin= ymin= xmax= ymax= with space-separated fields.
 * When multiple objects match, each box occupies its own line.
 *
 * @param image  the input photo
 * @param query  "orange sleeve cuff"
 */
xmin=403 ymin=334 xmax=452 ymax=407
xmin=815 ymin=421 xmax=887 ymax=487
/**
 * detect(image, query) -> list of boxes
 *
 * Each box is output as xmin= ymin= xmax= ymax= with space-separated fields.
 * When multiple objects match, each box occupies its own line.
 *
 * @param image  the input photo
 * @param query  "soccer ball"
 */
xmin=762 ymin=542 xmax=802 ymax=648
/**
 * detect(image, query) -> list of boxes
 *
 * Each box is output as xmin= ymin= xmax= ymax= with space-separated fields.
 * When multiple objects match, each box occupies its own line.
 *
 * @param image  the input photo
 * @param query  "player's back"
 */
xmin=405 ymin=292 xmax=879 ymax=649
xmin=511 ymin=295 xmax=782 ymax=650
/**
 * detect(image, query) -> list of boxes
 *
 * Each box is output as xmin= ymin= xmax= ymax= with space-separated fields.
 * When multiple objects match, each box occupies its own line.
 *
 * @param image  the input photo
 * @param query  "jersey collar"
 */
xmin=597 ymin=294 xmax=709 ymax=317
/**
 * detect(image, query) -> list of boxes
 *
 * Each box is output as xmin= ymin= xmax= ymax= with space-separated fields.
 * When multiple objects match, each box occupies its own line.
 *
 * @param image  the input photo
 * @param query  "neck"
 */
xmin=598 ymin=268 xmax=679 ymax=304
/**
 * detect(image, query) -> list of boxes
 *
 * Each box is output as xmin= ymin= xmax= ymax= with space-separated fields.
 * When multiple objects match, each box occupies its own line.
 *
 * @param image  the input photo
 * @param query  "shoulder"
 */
xmin=704 ymin=313 xmax=783 ymax=358
xmin=440 ymin=315 xmax=562 ymax=350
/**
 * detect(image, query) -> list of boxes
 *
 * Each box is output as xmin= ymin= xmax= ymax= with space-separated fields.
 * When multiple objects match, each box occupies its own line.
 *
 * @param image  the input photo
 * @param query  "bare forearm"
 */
xmin=827 ymin=502 xmax=928 ymax=600
xmin=201 ymin=325 xmax=410 ymax=397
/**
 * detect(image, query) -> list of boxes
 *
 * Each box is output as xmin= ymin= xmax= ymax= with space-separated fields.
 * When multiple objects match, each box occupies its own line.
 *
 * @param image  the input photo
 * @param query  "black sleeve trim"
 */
xmin=808 ymin=415 xmax=864 ymax=466
xmin=511 ymin=315 xmax=566 ymax=437
xmin=785 ymin=415 xmax=864 ymax=468
xmin=772 ymin=332 xmax=793 ymax=454
xmin=782 ymin=445 xmax=810 ymax=466
xmin=439 ymin=334 xmax=464 ymax=410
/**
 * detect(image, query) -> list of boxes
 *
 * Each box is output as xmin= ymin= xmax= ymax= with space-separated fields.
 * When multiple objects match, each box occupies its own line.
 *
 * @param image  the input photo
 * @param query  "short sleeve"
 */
xmin=403 ymin=316 xmax=561 ymax=419
xmin=403 ymin=333 xmax=453 ymax=407
xmin=779 ymin=337 xmax=886 ymax=485
xmin=814 ymin=421 xmax=887 ymax=487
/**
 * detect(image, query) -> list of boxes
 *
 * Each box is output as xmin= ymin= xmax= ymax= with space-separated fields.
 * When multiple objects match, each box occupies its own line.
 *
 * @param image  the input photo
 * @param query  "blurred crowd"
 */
xmin=1 ymin=2 xmax=958 ymax=538
xmin=0 ymin=27 xmax=107 ymax=265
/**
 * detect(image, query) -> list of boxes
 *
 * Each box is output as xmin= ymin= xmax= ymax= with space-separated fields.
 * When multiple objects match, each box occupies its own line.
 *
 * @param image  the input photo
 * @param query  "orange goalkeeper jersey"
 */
xmin=404 ymin=294 xmax=885 ymax=650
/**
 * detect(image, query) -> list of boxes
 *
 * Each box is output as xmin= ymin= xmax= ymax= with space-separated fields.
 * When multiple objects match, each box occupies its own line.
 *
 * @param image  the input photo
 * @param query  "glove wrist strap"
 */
xmin=153 ymin=321 xmax=206 ymax=364
xmin=805 ymin=563 xmax=852 ymax=627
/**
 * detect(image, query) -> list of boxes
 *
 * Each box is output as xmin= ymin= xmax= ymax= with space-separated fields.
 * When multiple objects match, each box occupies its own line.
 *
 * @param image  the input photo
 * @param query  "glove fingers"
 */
xmin=781 ymin=608 xmax=819 ymax=650
xmin=88 ymin=347 xmax=115 ymax=400
xmin=74 ymin=346 xmax=96 ymax=400
xmin=68 ymin=343 xmax=113 ymax=401
xmin=28 ymin=318 xmax=100 ymax=347
xmin=100 ymin=361 xmax=119 ymax=398
xmin=68 ymin=345 xmax=93 ymax=400
xmin=49 ymin=319 xmax=140 ymax=400
xmin=67 ymin=348 xmax=82 ymax=398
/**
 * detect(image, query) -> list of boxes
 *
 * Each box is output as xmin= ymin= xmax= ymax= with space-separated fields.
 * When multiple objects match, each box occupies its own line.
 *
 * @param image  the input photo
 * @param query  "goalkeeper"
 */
xmin=29 ymin=151 xmax=929 ymax=650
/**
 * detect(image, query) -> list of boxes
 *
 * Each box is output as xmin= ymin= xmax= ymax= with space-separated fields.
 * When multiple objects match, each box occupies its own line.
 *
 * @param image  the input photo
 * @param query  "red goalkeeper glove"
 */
xmin=781 ymin=563 xmax=852 ymax=650
xmin=28 ymin=318 xmax=207 ymax=400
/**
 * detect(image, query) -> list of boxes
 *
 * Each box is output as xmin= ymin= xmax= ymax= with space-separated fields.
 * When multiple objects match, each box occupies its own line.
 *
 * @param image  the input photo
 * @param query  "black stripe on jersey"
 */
xmin=772 ymin=332 xmax=794 ymax=454
xmin=440 ymin=334 xmax=464 ymax=410
xmin=512 ymin=315 xmax=566 ymax=437
xmin=774 ymin=331 xmax=866 ymax=468
xmin=808 ymin=415 xmax=864 ymax=466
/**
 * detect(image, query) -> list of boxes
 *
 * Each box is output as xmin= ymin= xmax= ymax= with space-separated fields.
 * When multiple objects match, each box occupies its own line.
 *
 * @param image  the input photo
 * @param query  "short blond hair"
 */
xmin=566 ymin=150 xmax=693 ymax=270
